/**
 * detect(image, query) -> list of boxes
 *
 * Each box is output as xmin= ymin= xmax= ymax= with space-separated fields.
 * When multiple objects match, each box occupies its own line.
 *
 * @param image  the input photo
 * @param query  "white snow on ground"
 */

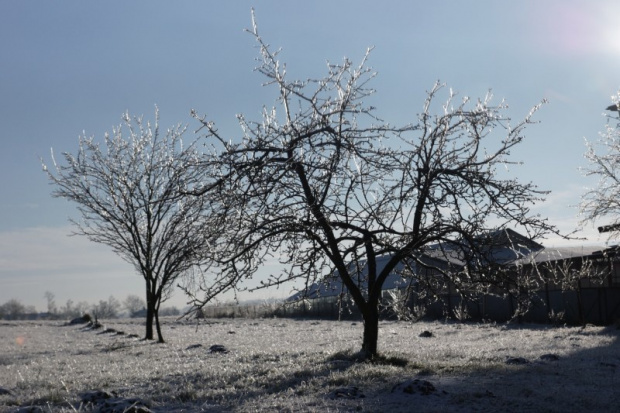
xmin=0 ymin=318 xmax=619 ymax=412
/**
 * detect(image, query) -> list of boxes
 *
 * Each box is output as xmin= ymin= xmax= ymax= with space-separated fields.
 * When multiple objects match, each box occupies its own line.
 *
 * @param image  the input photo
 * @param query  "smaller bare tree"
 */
xmin=124 ymin=294 xmax=146 ymax=317
xmin=0 ymin=299 xmax=27 ymax=320
xmin=43 ymin=108 xmax=229 ymax=342
xmin=44 ymin=291 xmax=57 ymax=317
xmin=91 ymin=295 xmax=121 ymax=320
xmin=61 ymin=299 xmax=90 ymax=319
xmin=581 ymin=90 xmax=620 ymax=236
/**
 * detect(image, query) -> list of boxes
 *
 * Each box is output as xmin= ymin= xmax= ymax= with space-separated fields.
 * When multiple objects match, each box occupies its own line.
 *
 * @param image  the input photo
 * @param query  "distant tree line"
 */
xmin=0 ymin=292 xmax=180 ymax=320
xmin=0 ymin=299 xmax=37 ymax=320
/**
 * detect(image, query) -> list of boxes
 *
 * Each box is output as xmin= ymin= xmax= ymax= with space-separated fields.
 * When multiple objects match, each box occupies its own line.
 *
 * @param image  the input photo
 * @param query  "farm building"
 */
xmin=286 ymin=229 xmax=620 ymax=325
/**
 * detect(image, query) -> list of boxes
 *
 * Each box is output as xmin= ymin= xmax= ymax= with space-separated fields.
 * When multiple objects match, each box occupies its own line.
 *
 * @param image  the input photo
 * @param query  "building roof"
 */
xmin=288 ymin=229 xmax=605 ymax=300
xmin=289 ymin=254 xmax=415 ymax=300
xmin=514 ymin=245 xmax=605 ymax=265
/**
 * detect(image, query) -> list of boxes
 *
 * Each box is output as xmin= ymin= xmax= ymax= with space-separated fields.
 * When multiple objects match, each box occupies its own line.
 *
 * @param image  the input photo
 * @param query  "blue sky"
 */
xmin=2 ymin=1 xmax=620 ymax=311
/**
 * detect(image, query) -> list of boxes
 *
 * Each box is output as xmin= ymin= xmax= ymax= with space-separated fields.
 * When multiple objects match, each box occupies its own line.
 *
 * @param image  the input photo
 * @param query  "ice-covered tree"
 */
xmin=0 ymin=299 xmax=28 ymax=320
xmin=123 ymin=294 xmax=146 ymax=318
xmin=43 ymin=109 xmax=228 ymax=342
xmin=581 ymin=91 xmax=620 ymax=236
xmin=44 ymin=291 xmax=57 ymax=316
xmin=189 ymin=14 xmax=557 ymax=358
xmin=91 ymin=295 xmax=121 ymax=320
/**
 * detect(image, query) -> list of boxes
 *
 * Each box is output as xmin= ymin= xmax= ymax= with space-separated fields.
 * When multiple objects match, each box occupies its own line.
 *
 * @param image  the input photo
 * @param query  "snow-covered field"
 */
xmin=0 ymin=317 xmax=619 ymax=412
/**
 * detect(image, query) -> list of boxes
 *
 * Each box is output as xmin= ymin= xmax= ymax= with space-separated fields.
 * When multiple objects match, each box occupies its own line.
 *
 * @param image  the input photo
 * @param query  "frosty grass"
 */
xmin=1 ymin=317 xmax=619 ymax=412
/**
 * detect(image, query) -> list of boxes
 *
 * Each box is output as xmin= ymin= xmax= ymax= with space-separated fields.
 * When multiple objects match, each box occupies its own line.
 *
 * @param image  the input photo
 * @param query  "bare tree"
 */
xmin=43 ymin=109 xmax=225 ymax=342
xmin=124 ymin=294 xmax=146 ymax=317
xmin=0 ymin=299 xmax=27 ymax=320
xmin=44 ymin=291 xmax=57 ymax=317
xmin=581 ymin=91 xmax=620 ymax=236
xmin=60 ymin=299 xmax=87 ymax=319
xmin=190 ymin=14 xmax=557 ymax=358
xmin=91 ymin=295 xmax=121 ymax=320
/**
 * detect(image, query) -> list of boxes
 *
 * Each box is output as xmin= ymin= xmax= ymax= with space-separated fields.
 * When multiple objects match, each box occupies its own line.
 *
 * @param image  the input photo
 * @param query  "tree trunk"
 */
xmin=145 ymin=305 xmax=154 ymax=340
xmin=145 ymin=288 xmax=155 ymax=340
xmin=360 ymin=300 xmax=380 ymax=359
xmin=154 ymin=304 xmax=165 ymax=343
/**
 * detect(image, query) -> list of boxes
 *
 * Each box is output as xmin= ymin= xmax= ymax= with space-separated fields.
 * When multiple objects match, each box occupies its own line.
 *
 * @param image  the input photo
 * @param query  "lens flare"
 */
xmin=528 ymin=1 xmax=620 ymax=59
xmin=602 ymin=25 xmax=620 ymax=56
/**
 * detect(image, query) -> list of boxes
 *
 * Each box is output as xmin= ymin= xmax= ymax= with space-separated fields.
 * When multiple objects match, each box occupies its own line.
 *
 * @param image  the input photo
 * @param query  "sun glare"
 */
xmin=590 ymin=2 xmax=620 ymax=58
xmin=533 ymin=2 xmax=620 ymax=60
xmin=602 ymin=24 xmax=620 ymax=57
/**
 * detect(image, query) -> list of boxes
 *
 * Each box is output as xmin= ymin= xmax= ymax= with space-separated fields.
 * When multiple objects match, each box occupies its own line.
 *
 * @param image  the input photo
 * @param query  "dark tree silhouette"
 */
xmin=188 ymin=13 xmax=558 ymax=359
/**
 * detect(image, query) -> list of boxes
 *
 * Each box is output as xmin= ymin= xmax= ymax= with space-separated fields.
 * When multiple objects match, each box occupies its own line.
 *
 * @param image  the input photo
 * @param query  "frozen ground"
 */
xmin=0 ymin=317 xmax=619 ymax=412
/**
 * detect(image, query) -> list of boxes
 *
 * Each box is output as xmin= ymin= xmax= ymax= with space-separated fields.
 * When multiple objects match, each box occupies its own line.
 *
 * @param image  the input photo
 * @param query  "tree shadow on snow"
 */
xmin=364 ymin=324 xmax=620 ymax=413
xmin=140 ymin=324 xmax=620 ymax=412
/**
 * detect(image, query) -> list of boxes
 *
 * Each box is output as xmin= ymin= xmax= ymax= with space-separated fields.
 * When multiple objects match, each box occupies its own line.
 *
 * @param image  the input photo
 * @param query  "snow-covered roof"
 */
xmin=288 ymin=229 xmax=605 ymax=300
xmin=514 ymin=245 xmax=605 ymax=265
